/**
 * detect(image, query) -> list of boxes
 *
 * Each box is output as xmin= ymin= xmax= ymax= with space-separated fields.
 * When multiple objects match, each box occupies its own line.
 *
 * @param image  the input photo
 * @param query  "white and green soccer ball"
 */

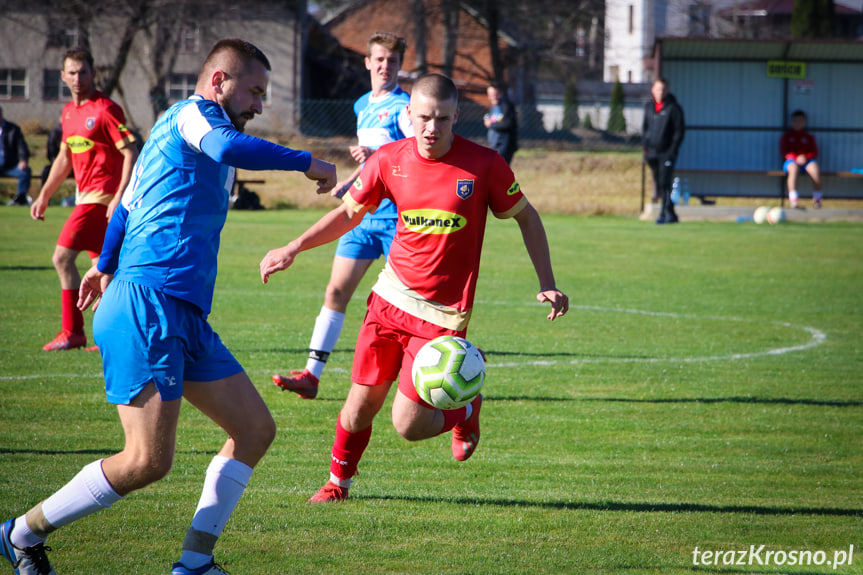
xmin=412 ymin=335 xmax=485 ymax=410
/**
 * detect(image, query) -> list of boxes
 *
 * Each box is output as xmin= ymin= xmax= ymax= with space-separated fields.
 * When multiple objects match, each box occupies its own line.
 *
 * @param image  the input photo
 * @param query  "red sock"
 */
xmin=440 ymin=405 xmax=468 ymax=435
xmin=329 ymin=416 xmax=372 ymax=481
xmin=61 ymin=289 xmax=84 ymax=334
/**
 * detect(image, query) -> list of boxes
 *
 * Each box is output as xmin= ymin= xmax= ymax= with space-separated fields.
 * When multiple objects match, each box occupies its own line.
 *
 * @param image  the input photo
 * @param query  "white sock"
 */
xmin=329 ymin=472 xmax=352 ymax=488
xmin=789 ymin=190 xmax=799 ymax=203
xmin=305 ymin=307 xmax=345 ymax=379
xmin=10 ymin=516 xmax=42 ymax=549
xmin=36 ymin=460 xmax=122 ymax=535
xmin=179 ymin=456 xmax=253 ymax=569
xmin=813 ymin=191 xmax=823 ymax=202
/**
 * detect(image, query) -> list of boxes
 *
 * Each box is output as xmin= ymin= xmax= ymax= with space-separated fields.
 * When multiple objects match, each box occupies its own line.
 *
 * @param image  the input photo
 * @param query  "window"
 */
xmin=46 ymin=19 xmax=79 ymax=49
xmin=43 ymin=69 xmax=71 ymax=100
xmin=688 ymin=3 xmax=711 ymax=36
xmin=180 ymin=24 xmax=200 ymax=53
xmin=629 ymin=5 xmax=635 ymax=34
xmin=0 ymin=69 xmax=28 ymax=99
xmin=576 ymin=26 xmax=587 ymax=59
xmin=167 ymin=73 xmax=198 ymax=101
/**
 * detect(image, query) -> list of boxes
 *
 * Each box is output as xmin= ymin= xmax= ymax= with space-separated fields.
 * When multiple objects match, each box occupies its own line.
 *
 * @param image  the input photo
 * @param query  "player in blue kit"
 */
xmin=0 ymin=39 xmax=336 ymax=575
xmin=273 ymin=32 xmax=413 ymax=399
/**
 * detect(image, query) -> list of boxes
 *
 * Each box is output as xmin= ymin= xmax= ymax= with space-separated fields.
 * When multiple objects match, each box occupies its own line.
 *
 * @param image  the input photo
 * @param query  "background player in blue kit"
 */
xmin=273 ymin=31 xmax=412 ymax=399
xmin=0 ymin=39 xmax=335 ymax=575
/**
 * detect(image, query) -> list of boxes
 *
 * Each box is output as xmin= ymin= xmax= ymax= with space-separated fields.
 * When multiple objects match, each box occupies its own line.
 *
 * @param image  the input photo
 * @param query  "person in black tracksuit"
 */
xmin=643 ymin=78 xmax=685 ymax=224
xmin=484 ymin=82 xmax=519 ymax=165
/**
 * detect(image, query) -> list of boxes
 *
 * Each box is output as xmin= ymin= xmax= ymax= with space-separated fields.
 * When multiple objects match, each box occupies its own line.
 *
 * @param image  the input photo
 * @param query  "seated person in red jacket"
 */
xmin=780 ymin=110 xmax=822 ymax=209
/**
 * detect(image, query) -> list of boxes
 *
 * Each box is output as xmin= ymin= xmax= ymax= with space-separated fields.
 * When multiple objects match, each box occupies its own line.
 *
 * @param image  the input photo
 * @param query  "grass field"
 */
xmin=1 ymin=206 xmax=862 ymax=574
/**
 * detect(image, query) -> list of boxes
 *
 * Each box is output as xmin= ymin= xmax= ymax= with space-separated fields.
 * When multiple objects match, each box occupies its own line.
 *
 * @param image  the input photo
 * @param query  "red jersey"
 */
xmin=344 ymin=135 xmax=527 ymax=331
xmin=62 ymin=91 xmax=136 ymax=206
xmin=780 ymin=129 xmax=818 ymax=162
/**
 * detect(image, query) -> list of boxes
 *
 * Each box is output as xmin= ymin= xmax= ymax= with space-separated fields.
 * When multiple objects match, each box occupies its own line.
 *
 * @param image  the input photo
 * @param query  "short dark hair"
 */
xmin=791 ymin=109 xmax=807 ymax=119
xmin=654 ymin=77 xmax=669 ymax=87
xmin=413 ymin=73 xmax=458 ymax=103
xmin=203 ymin=39 xmax=271 ymax=73
xmin=64 ymin=47 xmax=94 ymax=71
xmin=368 ymin=31 xmax=407 ymax=60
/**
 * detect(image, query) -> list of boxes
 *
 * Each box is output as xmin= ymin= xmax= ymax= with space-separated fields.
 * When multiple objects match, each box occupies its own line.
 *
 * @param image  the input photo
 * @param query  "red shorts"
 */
xmin=352 ymin=292 xmax=466 ymax=405
xmin=57 ymin=203 xmax=109 ymax=258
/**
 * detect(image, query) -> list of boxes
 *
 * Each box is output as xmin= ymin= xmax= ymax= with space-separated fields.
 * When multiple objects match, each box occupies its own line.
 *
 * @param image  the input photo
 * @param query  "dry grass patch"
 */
xmin=242 ymin=144 xmax=647 ymax=216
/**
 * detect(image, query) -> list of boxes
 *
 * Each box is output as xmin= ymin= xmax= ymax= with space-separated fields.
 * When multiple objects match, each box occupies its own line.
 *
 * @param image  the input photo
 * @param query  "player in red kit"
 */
xmin=31 ymin=47 xmax=138 ymax=351
xmin=780 ymin=109 xmax=822 ymax=209
xmin=260 ymin=73 xmax=569 ymax=502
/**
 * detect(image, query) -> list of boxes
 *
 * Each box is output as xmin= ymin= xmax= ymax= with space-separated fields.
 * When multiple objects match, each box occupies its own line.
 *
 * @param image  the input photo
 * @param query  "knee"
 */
xmin=239 ymin=413 xmax=277 ymax=459
xmin=52 ymin=249 xmax=74 ymax=272
xmin=393 ymin=417 xmax=425 ymax=442
xmin=257 ymin=414 xmax=277 ymax=451
xmin=324 ymin=282 xmax=350 ymax=308
xmin=125 ymin=452 xmax=174 ymax=488
xmin=391 ymin=406 xmax=434 ymax=442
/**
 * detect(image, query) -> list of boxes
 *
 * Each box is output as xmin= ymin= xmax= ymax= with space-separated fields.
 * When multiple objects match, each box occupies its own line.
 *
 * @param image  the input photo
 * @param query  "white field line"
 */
xmin=0 ymin=305 xmax=826 ymax=379
xmin=484 ymin=304 xmax=826 ymax=369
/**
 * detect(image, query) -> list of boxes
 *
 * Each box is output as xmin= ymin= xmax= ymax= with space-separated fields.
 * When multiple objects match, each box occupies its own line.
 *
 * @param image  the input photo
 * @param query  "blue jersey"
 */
xmin=110 ymin=95 xmax=309 ymax=314
xmin=354 ymin=86 xmax=412 ymax=219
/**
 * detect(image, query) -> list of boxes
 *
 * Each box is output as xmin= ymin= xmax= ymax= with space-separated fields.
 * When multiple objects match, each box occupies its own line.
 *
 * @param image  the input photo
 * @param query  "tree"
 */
xmin=562 ymin=78 xmax=579 ymax=130
xmin=492 ymin=0 xmax=605 ymax=81
xmin=606 ymin=79 xmax=626 ymax=134
xmin=792 ymin=0 xmax=836 ymax=38
xmin=413 ymin=0 xmax=428 ymax=75
xmin=483 ymin=0 xmax=505 ymax=84
xmin=440 ymin=0 xmax=460 ymax=77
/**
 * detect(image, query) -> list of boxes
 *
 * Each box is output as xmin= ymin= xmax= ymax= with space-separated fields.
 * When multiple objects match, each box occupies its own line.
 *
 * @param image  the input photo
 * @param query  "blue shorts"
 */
xmin=335 ymin=216 xmax=396 ymax=260
xmin=93 ymin=279 xmax=243 ymax=405
xmin=784 ymin=159 xmax=816 ymax=172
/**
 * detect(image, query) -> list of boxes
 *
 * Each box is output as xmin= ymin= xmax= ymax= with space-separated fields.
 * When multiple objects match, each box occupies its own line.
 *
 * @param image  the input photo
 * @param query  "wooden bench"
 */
xmin=677 ymin=169 xmax=863 ymax=178
xmin=666 ymin=169 xmax=863 ymax=207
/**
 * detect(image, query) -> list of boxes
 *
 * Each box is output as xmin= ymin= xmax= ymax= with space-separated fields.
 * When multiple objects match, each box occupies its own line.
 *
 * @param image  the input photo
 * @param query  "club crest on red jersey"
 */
xmin=456 ymin=179 xmax=474 ymax=200
xmin=86 ymin=117 xmax=96 ymax=130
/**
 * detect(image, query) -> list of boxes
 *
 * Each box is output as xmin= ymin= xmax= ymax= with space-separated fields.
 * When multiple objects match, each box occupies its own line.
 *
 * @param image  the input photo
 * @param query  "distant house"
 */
xmin=322 ymin=0 xmax=525 ymax=102
xmin=604 ymin=0 xmax=863 ymax=84
xmin=717 ymin=0 xmax=863 ymax=39
xmin=0 ymin=2 xmax=306 ymax=138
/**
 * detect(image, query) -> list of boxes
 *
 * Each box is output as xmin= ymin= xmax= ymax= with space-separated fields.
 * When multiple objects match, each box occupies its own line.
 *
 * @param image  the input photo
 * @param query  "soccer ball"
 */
xmin=767 ymin=206 xmax=786 ymax=224
xmin=753 ymin=206 xmax=770 ymax=224
xmin=412 ymin=335 xmax=485 ymax=410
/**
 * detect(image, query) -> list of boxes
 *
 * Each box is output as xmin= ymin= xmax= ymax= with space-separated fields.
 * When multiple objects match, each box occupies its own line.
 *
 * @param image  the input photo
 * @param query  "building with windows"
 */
xmin=0 ymin=1 xmax=306 ymax=137
xmin=604 ymin=0 xmax=863 ymax=84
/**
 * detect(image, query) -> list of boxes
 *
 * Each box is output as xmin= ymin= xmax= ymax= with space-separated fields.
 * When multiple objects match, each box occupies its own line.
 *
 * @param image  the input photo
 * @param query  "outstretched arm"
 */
xmin=259 ymin=202 xmax=368 ymax=284
xmin=200 ymin=126 xmax=337 ymax=194
xmin=513 ymin=202 xmax=569 ymax=321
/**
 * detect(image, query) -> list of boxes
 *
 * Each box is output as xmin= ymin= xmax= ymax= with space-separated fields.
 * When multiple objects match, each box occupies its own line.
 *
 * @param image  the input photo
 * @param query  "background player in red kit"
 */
xmin=31 ymin=47 xmax=138 ymax=351
xmin=260 ymin=73 xmax=569 ymax=502
xmin=780 ymin=109 xmax=822 ymax=209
